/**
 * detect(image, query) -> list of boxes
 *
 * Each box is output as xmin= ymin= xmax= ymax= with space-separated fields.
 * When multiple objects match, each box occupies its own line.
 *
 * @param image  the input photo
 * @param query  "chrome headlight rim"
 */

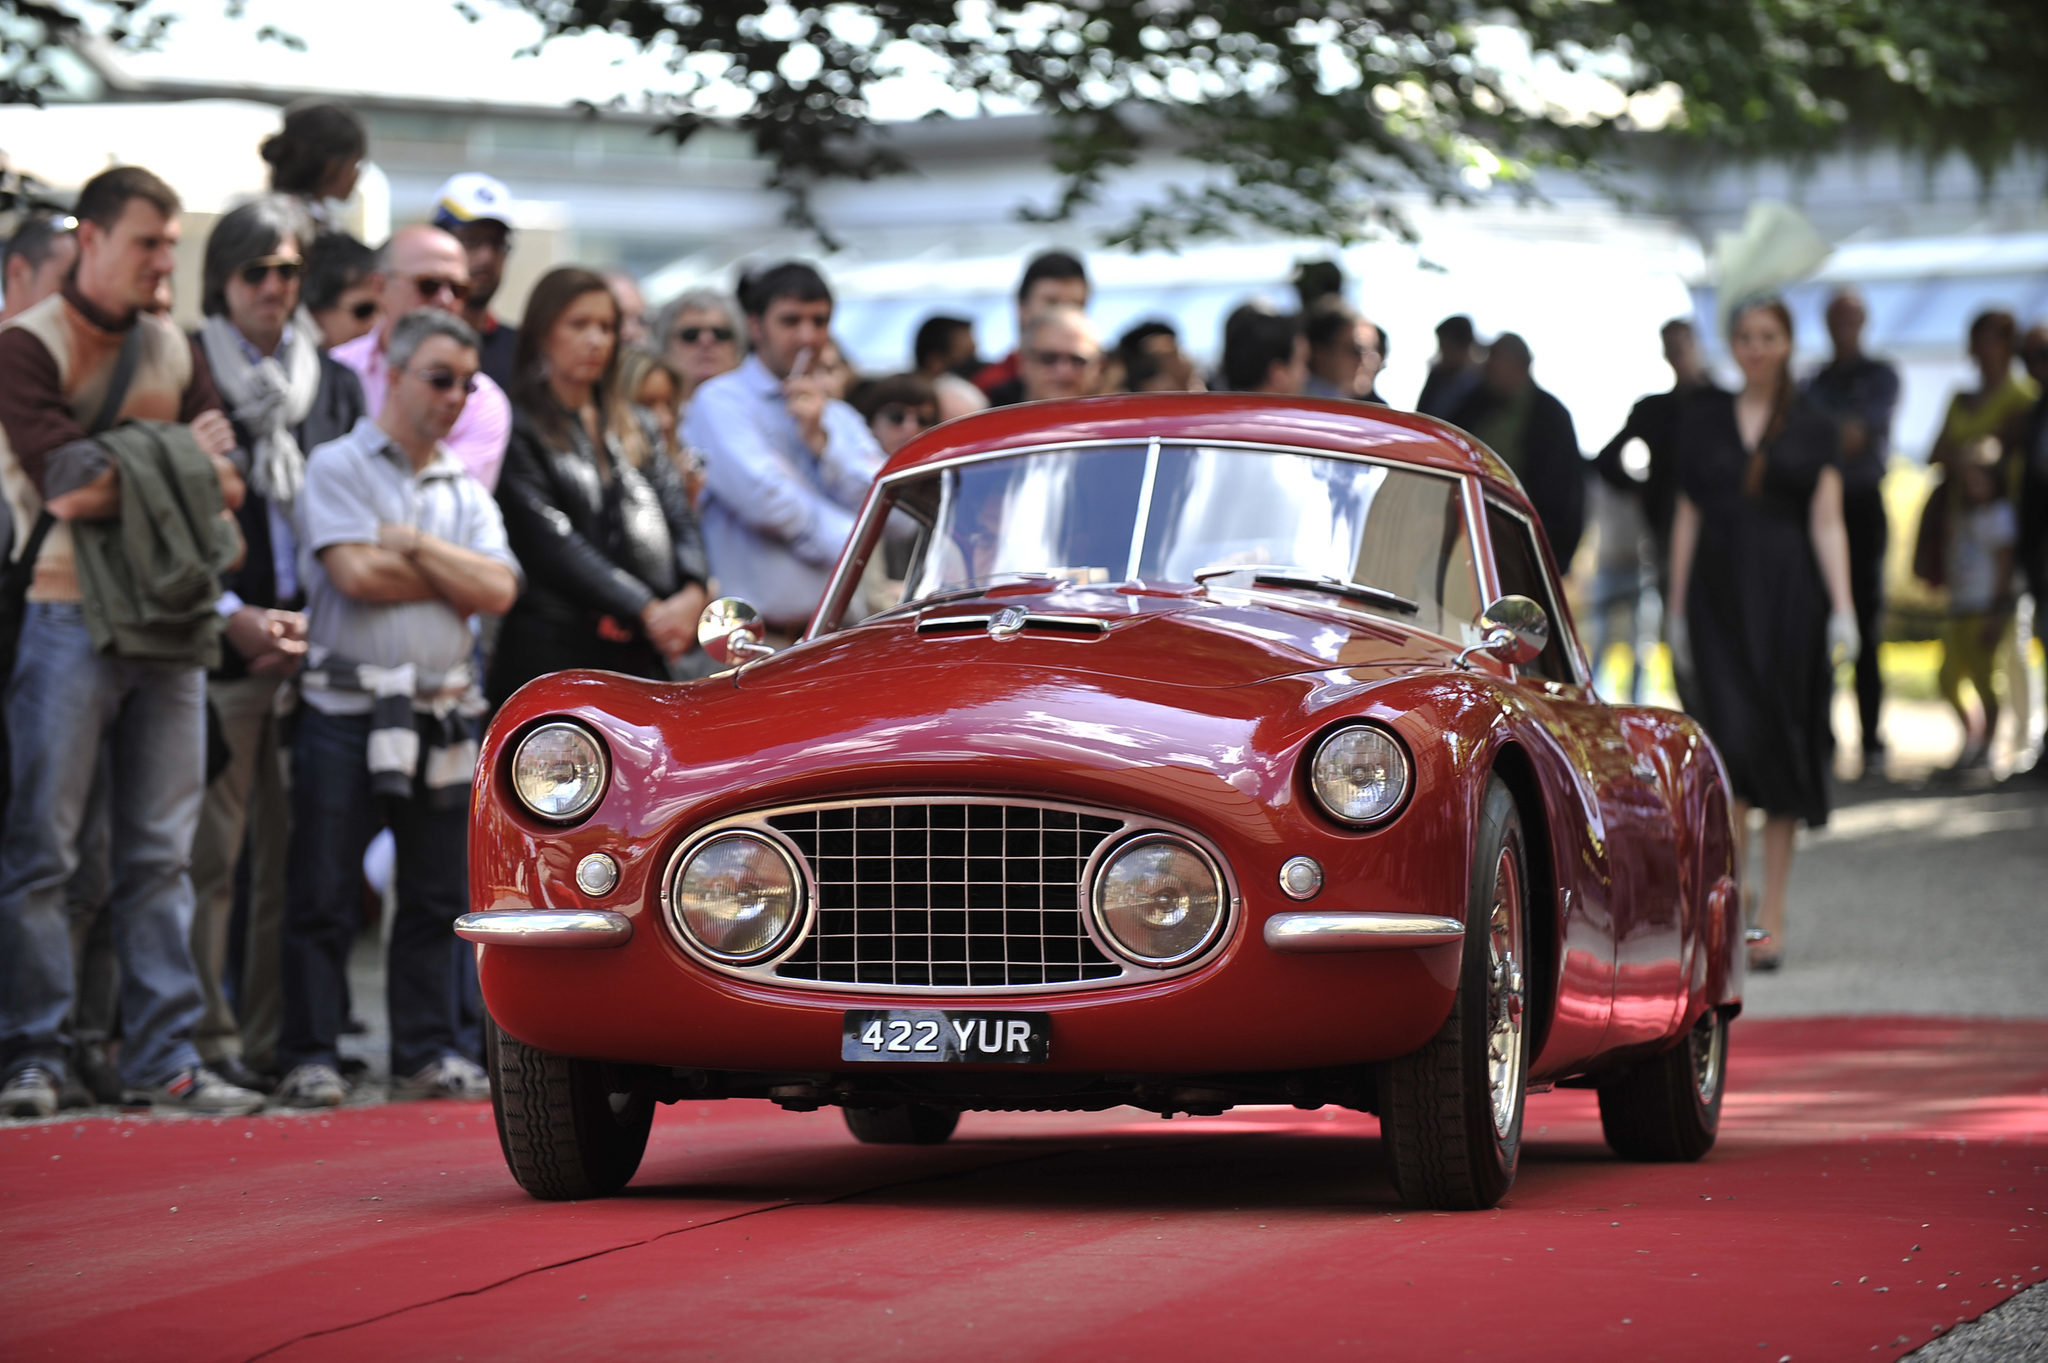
xmin=662 ymin=828 xmax=810 ymax=966
xmin=1088 ymin=832 xmax=1231 ymax=969
xmin=509 ymin=720 xmax=611 ymax=825
xmin=1307 ymin=721 xmax=1413 ymax=829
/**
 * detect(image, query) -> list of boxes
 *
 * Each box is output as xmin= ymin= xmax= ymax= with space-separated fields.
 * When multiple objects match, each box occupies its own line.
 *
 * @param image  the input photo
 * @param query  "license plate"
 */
xmin=841 ymin=1009 xmax=1050 ymax=1064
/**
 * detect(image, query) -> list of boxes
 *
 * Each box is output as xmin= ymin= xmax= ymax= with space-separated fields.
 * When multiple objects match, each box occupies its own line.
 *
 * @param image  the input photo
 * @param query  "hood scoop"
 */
xmin=916 ymin=606 xmax=1111 ymax=640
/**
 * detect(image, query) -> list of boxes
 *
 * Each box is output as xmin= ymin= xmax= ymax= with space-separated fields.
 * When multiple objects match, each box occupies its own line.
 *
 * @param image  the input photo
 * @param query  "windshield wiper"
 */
xmin=1195 ymin=564 xmax=1420 ymax=616
xmin=892 ymin=572 xmax=1068 ymax=613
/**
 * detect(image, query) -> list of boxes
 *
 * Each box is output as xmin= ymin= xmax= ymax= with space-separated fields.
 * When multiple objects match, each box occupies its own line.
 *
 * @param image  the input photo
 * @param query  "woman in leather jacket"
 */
xmin=488 ymin=267 xmax=710 ymax=707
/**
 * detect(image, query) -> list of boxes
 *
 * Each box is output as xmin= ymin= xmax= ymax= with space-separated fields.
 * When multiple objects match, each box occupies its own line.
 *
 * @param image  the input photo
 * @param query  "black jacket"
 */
xmin=1592 ymin=383 xmax=1724 ymax=546
xmin=210 ymin=350 xmax=366 ymax=680
xmin=1451 ymin=381 xmax=1587 ymax=568
xmin=494 ymin=406 xmax=709 ymax=636
xmin=2021 ymin=394 xmax=2048 ymax=603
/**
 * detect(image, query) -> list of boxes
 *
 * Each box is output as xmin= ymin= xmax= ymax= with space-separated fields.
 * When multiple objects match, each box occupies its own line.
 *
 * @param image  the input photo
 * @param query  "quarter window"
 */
xmin=1483 ymin=503 xmax=1576 ymax=684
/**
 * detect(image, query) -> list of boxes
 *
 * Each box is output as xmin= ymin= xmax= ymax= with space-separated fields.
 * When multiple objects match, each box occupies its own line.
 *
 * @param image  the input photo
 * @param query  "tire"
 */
xmin=485 ymin=1016 xmax=653 ymax=1200
xmin=843 ymin=1104 xmax=960 ymax=1145
xmin=1380 ymin=776 xmax=1530 ymax=1211
xmin=1598 ymin=1008 xmax=1726 ymax=1161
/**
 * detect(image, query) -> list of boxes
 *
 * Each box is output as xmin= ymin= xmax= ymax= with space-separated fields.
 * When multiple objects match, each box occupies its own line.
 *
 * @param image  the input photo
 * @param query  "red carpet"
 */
xmin=4 ymin=1016 xmax=2044 ymax=1362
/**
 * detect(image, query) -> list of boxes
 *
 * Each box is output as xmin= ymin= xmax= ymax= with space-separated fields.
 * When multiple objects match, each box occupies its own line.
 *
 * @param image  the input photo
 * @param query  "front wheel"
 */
xmin=1598 ymin=1009 xmax=1727 ymax=1161
xmin=1379 ymin=776 xmax=1530 ymax=1211
xmin=485 ymin=1016 xmax=653 ymax=1200
xmin=843 ymin=1104 xmax=960 ymax=1145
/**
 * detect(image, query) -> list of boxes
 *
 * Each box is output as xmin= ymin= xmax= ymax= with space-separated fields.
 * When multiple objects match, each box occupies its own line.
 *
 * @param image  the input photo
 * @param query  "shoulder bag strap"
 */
xmin=9 ymin=321 xmax=149 ymax=573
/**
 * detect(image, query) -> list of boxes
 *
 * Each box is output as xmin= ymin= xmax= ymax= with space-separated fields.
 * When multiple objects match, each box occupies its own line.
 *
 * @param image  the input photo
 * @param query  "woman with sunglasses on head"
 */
xmin=189 ymin=195 xmax=369 ymax=1088
xmin=488 ymin=267 xmax=713 ymax=707
xmin=1667 ymin=296 xmax=1856 ymax=971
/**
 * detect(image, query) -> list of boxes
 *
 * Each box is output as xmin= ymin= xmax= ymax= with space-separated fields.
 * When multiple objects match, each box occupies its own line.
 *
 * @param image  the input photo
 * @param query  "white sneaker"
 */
xmin=274 ymin=1063 xmax=349 ymax=1109
xmin=1 ymin=1064 xmax=60 ymax=1118
xmin=393 ymin=1054 xmax=491 ymax=1102
xmin=126 ymin=1067 xmax=265 ymax=1116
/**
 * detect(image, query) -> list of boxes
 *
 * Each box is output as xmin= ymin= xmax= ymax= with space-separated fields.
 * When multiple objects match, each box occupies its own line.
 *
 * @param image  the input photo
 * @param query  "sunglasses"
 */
xmin=412 ymin=275 xmax=472 ymax=304
xmin=238 ymin=257 xmax=302 ymax=286
xmin=1029 ymin=350 xmax=1096 ymax=370
xmin=404 ymin=366 xmax=479 ymax=395
xmin=348 ymin=299 xmax=378 ymax=321
xmin=675 ymin=326 xmax=735 ymax=345
xmin=875 ymin=404 xmax=936 ymax=428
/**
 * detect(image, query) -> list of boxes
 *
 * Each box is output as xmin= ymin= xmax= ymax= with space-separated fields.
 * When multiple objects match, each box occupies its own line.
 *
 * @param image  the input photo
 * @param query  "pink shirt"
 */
xmin=330 ymin=328 xmax=512 ymax=491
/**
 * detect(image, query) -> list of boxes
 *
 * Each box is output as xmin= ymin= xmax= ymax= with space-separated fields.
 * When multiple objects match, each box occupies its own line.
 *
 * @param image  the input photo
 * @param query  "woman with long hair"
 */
xmin=1668 ymin=297 xmax=1857 ymax=969
xmin=488 ymin=268 xmax=711 ymax=706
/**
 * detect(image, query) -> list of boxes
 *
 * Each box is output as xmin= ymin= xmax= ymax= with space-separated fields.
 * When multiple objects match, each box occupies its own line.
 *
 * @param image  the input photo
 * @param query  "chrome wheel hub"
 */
xmin=1689 ymin=1011 xmax=1726 ymax=1105
xmin=1484 ymin=845 xmax=1526 ymax=1139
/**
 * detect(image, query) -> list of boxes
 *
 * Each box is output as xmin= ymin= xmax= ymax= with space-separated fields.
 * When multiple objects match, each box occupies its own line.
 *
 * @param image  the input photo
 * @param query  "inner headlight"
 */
xmin=1309 ymin=724 xmax=1410 ymax=825
xmin=670 ymin=834 xmax=803 ymax=962
xmin=1093 ymin=835 xmax=1226 ymax=966
xmin=510 ymin=722 xmax=607 ymax=822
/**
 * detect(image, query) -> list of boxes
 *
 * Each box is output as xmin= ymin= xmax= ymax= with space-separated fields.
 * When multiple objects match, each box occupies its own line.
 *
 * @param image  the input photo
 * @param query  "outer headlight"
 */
xmin=1092 ymin=835 xmax=1226 ymax=966
xmin=1309 ymin=724 xmax=1410 ymax=826
xmin=510 ymin=722 xmax=608 ymax=822
xmin=670 ymin=834 xmax=803 ymax=962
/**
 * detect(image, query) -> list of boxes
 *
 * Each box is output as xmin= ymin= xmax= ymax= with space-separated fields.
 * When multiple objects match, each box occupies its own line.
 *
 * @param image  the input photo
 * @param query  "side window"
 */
xmin=1484 ymin=503 xmax=1575 ymax=684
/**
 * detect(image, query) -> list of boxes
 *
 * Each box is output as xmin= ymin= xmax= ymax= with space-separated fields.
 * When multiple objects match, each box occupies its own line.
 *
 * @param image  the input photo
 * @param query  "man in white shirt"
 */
xmin=275 ymin=309 xmax=520 ymax=1109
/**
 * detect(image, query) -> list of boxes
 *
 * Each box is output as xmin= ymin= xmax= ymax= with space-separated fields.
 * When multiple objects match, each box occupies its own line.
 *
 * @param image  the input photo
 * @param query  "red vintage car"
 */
xmin=461 ymin=394 xmax=1743 ymax=1212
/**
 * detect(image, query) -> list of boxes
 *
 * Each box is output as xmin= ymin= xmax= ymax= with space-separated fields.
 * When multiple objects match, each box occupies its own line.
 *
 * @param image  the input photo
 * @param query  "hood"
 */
xmin=736 ymin=583 xmax=1457 ymax=696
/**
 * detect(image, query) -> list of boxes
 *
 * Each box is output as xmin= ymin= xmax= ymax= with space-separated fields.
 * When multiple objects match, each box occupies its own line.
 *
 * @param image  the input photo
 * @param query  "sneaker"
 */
xmin=393 ymin=1054 xmax=491 ymax=1103
xmin=1 ymin=1065 xmax=59 ymax=1118
xmin=274 ymin=1063 xmax=349 ymax=1109
xmin=126 ymin=1067 xmax=265 ymax=1116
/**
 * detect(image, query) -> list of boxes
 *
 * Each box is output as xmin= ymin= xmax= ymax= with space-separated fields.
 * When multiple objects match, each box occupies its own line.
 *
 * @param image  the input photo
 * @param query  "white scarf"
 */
xmin=199 ymin=313 xmax=321 ymax=506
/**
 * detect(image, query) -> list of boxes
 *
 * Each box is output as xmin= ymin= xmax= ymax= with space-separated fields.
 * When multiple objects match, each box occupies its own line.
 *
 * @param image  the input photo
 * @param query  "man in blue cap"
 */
xmin=431 ymin=172 xmax=518 ymax=390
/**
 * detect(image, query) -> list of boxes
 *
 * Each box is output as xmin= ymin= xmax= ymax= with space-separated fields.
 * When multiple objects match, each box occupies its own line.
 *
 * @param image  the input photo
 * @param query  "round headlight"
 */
xmin=1309 ymin=724 xmax=1410 ymax=825
xmin=671 ymin=834 xmax=802 ymax=962
xmin=1093 ymin=836 xmax=1226 ymax=966
xmin=511 ymin=722 xmax=608 ymax=822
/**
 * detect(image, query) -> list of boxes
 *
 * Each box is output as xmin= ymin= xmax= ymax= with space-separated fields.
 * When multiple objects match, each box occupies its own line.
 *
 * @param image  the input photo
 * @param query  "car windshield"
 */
xmin=877 ymin=443 xmax=1484 ymax=641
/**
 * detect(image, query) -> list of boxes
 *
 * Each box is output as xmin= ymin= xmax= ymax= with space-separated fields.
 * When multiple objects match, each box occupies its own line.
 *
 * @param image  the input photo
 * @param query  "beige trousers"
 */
xmin=188 ymin=673 xmax=291 ymax=1068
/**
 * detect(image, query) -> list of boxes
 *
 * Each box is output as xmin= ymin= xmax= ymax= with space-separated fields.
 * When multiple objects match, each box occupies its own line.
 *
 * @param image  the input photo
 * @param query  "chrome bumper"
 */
xmin=1263 ymin=911 xmax=1464 ymax=952
xmin=454 ymin=909 xmax=634 ymax=949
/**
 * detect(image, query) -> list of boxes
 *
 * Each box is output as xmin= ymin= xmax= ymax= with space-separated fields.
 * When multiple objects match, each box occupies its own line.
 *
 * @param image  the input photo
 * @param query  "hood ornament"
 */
xmin=987 ymin=606 xmax=1028 ymax=640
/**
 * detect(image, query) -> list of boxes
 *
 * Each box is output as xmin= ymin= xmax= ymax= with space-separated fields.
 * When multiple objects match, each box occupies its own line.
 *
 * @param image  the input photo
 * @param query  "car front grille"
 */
xmin=766 ymin=802 xmax=1127 ymax=987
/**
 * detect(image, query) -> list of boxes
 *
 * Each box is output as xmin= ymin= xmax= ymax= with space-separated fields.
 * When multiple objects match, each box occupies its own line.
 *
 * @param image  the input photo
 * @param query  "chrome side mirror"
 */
xmin=1454 ymin=594 xmax=1550 ymax=671
xmin=698 ymin=597 xmax=774 ymax=666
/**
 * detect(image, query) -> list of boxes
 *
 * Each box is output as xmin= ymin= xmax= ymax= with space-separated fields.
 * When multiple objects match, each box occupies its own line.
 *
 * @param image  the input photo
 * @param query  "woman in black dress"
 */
xmin=1668 ymin=297 xmax=1857 ymax=969
xmin=489 ymin=268 xmax=711 ymax=707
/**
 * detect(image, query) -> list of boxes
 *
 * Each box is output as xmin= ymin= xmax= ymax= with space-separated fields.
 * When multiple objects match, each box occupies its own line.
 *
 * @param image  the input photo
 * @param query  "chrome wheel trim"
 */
xmin=1485 ymin=844 xmax=1526 ymax=1140
xmin=1689 ymin=1011 xmax=1726 ymax=1105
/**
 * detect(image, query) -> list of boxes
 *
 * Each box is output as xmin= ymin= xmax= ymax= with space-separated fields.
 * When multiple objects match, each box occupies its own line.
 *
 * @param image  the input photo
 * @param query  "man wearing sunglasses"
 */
xmin=187 ymin=196 xmax=369 ymax=1091
xmin=330 ymin=224 xmax=512 ymax=491
xmin=1 ymin=213 xmax=78 ymax=324
xmin=280 ymin=308 xmax=520 ymax=1109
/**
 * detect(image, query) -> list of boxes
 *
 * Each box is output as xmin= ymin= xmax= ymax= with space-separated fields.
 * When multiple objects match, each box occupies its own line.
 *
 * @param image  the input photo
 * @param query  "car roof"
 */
xmin=879 ymin=392 xmax=1530 ymax=506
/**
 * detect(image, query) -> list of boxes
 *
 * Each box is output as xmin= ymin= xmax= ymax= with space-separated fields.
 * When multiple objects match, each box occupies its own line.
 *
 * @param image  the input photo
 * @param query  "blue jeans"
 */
xmin=278 ymin=707 xmax=470 ymax=1078
xmin=0 ymin=604 xmax=207 ymax=1089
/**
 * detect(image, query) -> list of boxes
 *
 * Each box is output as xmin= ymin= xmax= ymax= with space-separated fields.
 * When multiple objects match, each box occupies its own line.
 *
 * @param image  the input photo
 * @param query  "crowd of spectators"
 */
xmin=0 ymin=94 xmax=2042 ymax=1117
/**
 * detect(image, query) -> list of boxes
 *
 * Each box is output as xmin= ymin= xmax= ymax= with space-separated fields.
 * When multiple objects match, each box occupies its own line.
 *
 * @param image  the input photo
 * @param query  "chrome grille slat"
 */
xmin=769 ymin=803 xmax=1125 ymax=987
